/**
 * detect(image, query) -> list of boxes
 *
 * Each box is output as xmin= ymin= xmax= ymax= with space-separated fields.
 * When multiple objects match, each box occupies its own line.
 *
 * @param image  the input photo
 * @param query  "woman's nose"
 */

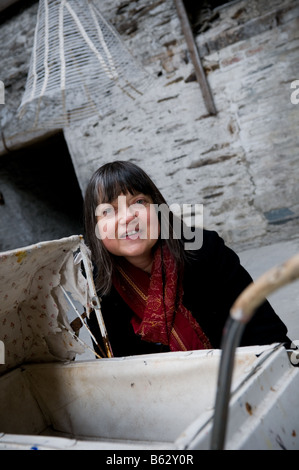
xmin=119 ymin=209 xmax=135 ymax=224
xmin=118 ymin=198 xmax=136 ymax=224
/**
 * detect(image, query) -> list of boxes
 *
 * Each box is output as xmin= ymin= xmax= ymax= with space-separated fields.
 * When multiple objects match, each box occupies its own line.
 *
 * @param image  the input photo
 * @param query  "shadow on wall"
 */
xmin=0 ymin=132 xmax=84 ymax=252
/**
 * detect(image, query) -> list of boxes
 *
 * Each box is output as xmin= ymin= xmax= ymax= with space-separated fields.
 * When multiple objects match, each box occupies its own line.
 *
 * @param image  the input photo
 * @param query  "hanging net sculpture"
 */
xmin=18 ymin=0 xmax=153 ymax=128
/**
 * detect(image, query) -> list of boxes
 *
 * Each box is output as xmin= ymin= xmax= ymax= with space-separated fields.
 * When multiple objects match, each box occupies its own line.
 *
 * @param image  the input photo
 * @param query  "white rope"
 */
xmin=40 ymin=0 xmax=49 ymax=98
xmin=29 ymin=0 xmax=41 ymax=101
xmin=88 ymin=0 xmax=118 ymax=80
xmin=59 ymin=284 xmax=101 ymax=351
xmin=59 ymin=322 xmax=102 ymax=360
xmin=59 ymin=0 xmax=66 ymax=91
xmin=18 ymin=0 xmax=153 ymax=128
xmin=64 ymin=0 xmax=115 ymax=80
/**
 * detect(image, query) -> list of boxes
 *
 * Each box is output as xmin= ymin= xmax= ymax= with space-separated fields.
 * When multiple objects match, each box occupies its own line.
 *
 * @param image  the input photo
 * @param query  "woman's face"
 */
xmin=96 ymin=192 xmax=160 ymax=267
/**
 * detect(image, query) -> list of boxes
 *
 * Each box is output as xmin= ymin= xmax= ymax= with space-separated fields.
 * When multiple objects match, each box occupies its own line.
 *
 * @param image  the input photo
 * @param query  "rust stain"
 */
xmin=292 ymin=430 xmax=296 ymax=437
xmin=15 ymin=251 xmax=27 ymax=263
xmin=103 ymin=335 xmax=114 ymax=358
xmin=245 ymin=402 xmax=253 ymax=415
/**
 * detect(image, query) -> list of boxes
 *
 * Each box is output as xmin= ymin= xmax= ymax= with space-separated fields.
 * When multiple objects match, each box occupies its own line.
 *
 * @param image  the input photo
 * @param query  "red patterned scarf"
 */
xmin=112 ymin=244 xmax=211 ymax=351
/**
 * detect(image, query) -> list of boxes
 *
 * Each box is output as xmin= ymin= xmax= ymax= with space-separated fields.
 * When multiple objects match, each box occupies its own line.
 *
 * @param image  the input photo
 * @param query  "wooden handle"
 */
xmin=230 ymin=253 xmax=299 ymax=323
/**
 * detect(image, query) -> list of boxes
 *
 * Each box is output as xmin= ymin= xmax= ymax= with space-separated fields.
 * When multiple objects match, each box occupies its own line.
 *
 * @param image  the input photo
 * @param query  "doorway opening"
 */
xmin=0 ymin=132 xmax=84 ymax=251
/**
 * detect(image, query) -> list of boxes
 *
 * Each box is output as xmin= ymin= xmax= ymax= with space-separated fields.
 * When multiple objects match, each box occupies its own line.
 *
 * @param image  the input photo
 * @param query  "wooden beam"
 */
xmin=174 ymin=0 xmax=217 ymax=115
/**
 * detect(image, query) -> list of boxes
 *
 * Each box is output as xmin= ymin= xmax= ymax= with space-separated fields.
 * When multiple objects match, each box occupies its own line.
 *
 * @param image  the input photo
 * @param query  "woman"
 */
xmin=84 ymin=160 xmax=289 ymax=357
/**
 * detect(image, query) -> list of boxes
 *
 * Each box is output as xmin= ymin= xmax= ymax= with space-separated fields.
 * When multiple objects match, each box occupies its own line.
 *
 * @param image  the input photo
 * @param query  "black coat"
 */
xmin=88 ymin=229 xmax=290 ymax=357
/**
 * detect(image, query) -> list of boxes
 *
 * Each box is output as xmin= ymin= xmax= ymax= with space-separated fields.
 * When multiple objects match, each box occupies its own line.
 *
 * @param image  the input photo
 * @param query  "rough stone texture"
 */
xmin=0 ymin=0 xmax=299 ymax=251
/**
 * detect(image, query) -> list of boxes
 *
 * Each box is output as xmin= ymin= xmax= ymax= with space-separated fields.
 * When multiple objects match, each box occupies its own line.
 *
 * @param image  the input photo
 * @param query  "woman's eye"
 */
xmin=96 ymin=203 xmax=116 ymax=219
xmin=103 ymin=208 xmax=113 ymax=216
xmin=136 ymin=198 xmax=147 ymax=205
xmin=101 ymin=206 xmax=115 ymax=217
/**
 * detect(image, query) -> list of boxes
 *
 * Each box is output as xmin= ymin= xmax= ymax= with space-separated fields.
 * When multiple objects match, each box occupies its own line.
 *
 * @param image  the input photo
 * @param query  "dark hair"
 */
xmin=84 ymin=160 xmax=187 ymax=295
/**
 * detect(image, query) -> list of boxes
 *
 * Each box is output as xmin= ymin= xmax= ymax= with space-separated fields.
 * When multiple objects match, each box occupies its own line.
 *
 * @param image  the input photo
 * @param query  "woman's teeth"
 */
xmin=126 ymin=230 xmax=138 ymax=236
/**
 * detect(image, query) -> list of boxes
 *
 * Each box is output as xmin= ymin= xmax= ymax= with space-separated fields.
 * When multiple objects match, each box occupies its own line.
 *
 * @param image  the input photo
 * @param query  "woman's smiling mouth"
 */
xmin=120 ymin=227 xmax=142 ymax=239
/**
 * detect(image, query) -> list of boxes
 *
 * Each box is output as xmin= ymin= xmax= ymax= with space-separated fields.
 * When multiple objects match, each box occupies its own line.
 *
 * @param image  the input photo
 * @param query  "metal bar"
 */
xmin=211 ymin=252 xmax=299 ymax=449
xmin=59 ymin=322 xmax=102 ymax=360
xmin=79 ymin=241 xmax=114 ymax=358
xmin=174 ymin=0 xmax=217 ymax=115
xmin=60 ymin=284 xmax=105 ymax=357
xmin=210 ymin=318 xmax=245 ymax=450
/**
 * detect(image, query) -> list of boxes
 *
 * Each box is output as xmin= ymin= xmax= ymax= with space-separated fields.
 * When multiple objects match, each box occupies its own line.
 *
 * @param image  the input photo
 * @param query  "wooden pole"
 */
xmin=174 ymin=0 xmax=217 ymax=115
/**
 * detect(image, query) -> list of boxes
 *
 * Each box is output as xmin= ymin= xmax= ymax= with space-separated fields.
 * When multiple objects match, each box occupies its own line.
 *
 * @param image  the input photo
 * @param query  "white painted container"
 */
xmin=0 ymin=344 xmax=298 ymax=450
xmin=0 ymin=236 xmax=298 ymax=450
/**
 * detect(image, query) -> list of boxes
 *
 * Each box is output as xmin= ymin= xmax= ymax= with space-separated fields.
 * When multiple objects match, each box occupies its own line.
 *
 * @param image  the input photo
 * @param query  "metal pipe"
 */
xmin=210 ymin=317 xmax=245 ymax=450
xmin=79 ymin=240 xmax=114 ymax=358
xmin=211 ymin=252 xmax=299 ymax=449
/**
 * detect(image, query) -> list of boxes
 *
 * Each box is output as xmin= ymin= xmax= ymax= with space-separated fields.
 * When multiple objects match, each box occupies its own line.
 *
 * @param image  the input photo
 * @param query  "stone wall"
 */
xmin=1 ymin=0 xmax=299 ymax=250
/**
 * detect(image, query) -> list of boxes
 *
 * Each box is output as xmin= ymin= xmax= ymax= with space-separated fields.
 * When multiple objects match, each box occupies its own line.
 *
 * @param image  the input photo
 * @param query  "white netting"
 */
xmin=18 ymin=0 xmax=154 ymax=128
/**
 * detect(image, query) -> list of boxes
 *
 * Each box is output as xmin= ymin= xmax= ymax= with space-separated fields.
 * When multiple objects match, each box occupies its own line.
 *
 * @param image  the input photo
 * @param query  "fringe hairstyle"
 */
xmin=83 ymin=161 xmax=188 ymax=296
